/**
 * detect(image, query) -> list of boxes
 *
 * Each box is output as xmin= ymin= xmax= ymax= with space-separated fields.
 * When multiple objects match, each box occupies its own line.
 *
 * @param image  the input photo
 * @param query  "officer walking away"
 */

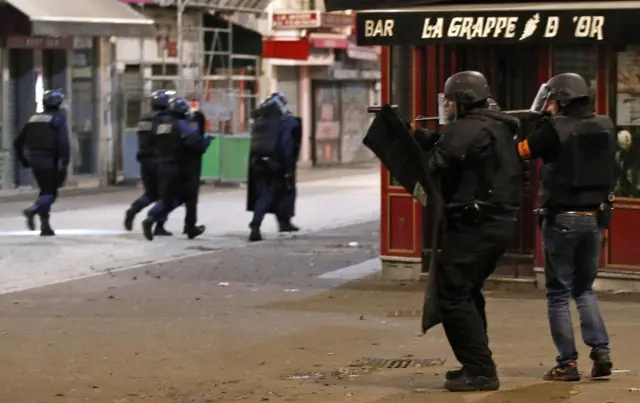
xmin=14 ymin=89 xmax=70 ymax=236
xmin=418 ymin=71 xmax=522 ymax=391
xmin=517 ymin=72 xmax=616 ymax=382
xmin=246 ymin=93 xmax=301 ymax=242
xmin=141 ymin=97 xmax=212 ymax=241
xmin=181 ymin=103 xmax=207 ymax=235
xmin=123 ymin=89 xmax=173 ymax=236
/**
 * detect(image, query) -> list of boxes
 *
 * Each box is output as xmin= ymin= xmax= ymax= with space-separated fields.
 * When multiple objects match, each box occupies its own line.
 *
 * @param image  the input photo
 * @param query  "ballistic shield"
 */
xmin=363 ymin=103 xmax=445 ymax=333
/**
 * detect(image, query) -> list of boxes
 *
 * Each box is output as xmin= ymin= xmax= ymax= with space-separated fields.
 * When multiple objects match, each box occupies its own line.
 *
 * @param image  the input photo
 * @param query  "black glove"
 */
xmin=413 ymin=127 xmax=441 ymax=150
xmin=57 ymin=167 xmax=68 ymax=188
xmin=284 ymin=173 xmax=295 ymax=192
xmin=19 ymin=158 xmax=30 ymax=169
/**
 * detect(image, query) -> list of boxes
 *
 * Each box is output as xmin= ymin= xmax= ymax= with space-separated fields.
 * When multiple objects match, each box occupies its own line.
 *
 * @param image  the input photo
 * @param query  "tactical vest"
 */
xmin=137 ymin=112 xmax=157 ymax=160
xmin=441 ymin=113 xmax=522 ymax=207
xmin=154 ymin=116 xmax=183 ymax=163
xmin=250 ymin=115 xmax=280 ymax=158
xmin=540 ymin=115 xmax=616 ymax=209
xmin=23 ymin=112 xmax=57 ymax=152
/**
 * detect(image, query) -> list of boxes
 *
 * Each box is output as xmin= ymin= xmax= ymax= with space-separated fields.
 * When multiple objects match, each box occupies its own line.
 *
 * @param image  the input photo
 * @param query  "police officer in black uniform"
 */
xmin=417 ymin=71 xmax=522 ymax=392
xmin=142 ymin=97 xmax=212 ymax=241
xmin=124 ymin=89 xmax=172 ymax=236
xmin=246 ymin=93 xmax=301 ymax=242
xmin=14 ymin=89 xmax=70 ymax=236
xmin=517 ymin=72 xmax=615 ymax=382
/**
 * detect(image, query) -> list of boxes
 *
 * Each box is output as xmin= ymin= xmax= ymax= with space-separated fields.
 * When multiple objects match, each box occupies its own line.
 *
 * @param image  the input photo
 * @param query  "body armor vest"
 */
xmin=137 ymin=112 xmax=158 ymax=161
xmin=24 ymin=112 xmax=57 ymax=152
xmin=540 ymin=115 xmax=616 ymax=209
xmin=441 ymin=112 xmax=522 ymax=207
xmin=250 ymin=115 xmax=280 ymax=158
xmin=154 ymin=116 xmax=183 ymax=163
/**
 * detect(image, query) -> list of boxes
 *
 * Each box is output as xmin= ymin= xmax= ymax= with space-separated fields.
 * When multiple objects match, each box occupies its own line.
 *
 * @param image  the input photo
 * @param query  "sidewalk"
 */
xmin=0 ymin=171 xmax=380 ymax=295
xmin=0 ymin=163 xmax=379 ymax=203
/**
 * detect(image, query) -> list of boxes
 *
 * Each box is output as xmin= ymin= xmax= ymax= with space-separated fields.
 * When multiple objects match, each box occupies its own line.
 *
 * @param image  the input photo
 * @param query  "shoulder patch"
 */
xmin=29 ymin=114 xmax=53 ymax=123
xmin=155 ymin=123 xmax=172 ymax=135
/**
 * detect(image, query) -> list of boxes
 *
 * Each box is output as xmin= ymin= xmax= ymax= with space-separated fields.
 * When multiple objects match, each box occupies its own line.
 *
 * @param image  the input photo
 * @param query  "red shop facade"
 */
xmin=327 ymin=0 xmax=640 ymax=290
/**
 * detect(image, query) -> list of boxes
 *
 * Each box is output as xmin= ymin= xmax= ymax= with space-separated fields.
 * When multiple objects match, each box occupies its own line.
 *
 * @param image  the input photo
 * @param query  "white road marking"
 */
xmin=318 ymin=258 xmax=381 ymax=280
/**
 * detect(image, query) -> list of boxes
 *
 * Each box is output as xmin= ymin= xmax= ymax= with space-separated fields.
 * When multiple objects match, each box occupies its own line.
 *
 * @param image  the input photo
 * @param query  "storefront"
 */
xmin=0 ymin=0 xmax=153 ymax=188
xmin=262 ymin=11 xmax=380 ymax=165
xmin=326 ymin=0 xmax=640 ymax=288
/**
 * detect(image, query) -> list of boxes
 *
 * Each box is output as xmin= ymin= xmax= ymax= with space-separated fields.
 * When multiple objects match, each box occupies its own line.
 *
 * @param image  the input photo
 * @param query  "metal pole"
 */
xmin=177 ymin=0 xmax=189 ymax=94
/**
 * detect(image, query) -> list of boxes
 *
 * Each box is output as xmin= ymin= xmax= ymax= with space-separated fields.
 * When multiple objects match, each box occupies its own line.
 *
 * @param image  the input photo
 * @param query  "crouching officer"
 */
xmin=14 ymin=89 xmax=70 ymax=236
xmin=518 ymin=73 xmax=616 ymax=382
xmin=246 ymin=93 xmax=301 ymax=242
xmin=422 ymin=71 xmax=522 ymax=392
xmin=142 ymin=97 xmax=212 ymax=241
xmin=124 ymin=89 xmax=173 ymax=236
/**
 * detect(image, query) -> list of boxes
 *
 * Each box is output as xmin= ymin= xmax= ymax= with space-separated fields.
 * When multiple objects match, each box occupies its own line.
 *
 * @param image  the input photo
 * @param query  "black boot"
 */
xmin=278 ymin=219 xmax=300 ymax=233
xmin=249 ymin=226 xmax=262 ymax=242
xmin=142 ymin=217 xmax=155 ymax=241
xmin=444 ymin=373 xmax=500 ymax=392
xmin=124 ymin=208 xmax=137 ymax=231
xmin=590 ymin=350 xmax=613 ymax=378
xmin=23 ymin=209 xmax=36 ymax=231
xmin=40 ymin=217 xmax=55 ymax=237
xmin=445 ymin=368 xmax=465 ymax=381
xmin=153 ymin=223 xmax=173 ymax=236
xmin=185 ymin=224 xmax=205 ymax=240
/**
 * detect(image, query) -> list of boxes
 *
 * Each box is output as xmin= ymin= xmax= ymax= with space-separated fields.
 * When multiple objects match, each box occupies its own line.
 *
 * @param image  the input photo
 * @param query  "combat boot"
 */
xmin=249 ymin=225 xmax=262 ymax=242
xmin=185 ymin=225 xmax=205 ymax=240
xmin=153 ymin=223 xmax=173 ymax=236
xmin=40 ymin=217 xmax=55 ymax=237
xmin=278 ymin=219 xmax=300 ymax=233
xmin=23 ymin=209 xmax=36 ymax=231
xmin=142 ymin=217 xmax=155 ymax=241
xmin=124 ymin=208 xmax=137 ymax=231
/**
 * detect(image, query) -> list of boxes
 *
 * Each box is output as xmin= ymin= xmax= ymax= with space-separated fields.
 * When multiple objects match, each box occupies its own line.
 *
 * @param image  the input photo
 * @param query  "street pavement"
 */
xmin=2 ymin=166 xmax=640 ymax=402
xmin=1 ymin=219 xmax=640 ymax=402
xmin=0 ymin=169 xmax=379 ymax=295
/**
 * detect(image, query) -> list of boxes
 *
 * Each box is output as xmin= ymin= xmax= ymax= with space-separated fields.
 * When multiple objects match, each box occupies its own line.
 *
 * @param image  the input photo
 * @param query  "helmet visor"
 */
xmin=530 ymin=84 xmax=552 ymax=113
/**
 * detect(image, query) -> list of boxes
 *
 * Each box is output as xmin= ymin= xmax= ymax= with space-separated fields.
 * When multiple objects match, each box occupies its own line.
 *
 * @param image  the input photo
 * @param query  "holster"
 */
xmin=597 ymin=203 xmax=613 ymax=229
xmin=447 ymin=203 xmax=485 ymax=227
xmin=535 ymin=207 xmax=554 ymax=228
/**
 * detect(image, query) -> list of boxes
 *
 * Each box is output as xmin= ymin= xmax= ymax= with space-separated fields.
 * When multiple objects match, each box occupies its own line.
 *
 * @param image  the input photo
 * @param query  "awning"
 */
xmin=325 ymin=0 xmax=453 ymax=12
xmin=355 ymin=1 xmax=640 ymax=46
xmin=6 ymin=0 xmax=155 ymax=37
xmin=325 ymin=0 xmax=606 ymax=12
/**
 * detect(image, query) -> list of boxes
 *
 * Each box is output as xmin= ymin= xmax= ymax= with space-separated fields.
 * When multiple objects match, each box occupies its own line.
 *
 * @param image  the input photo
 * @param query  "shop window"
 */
xmin=614 ymin=47 xmax=640 ymax=198
xmin=552 ymin=45 xmax=597 ymax=108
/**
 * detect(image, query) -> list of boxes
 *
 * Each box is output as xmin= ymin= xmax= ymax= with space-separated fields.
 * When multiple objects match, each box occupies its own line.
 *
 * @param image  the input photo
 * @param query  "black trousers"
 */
xmin=140 ymin=161 xmax=160 ymax=200
xmin=156 ymin=164 xmax=199 ymax=227
xmin=436 ymin=213 xmax=515 ymax=377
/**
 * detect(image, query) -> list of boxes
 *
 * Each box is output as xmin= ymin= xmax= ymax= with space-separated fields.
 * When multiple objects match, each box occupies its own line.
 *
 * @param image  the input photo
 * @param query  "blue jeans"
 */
xmin=542 ymin=213 xmax=610 ymax=365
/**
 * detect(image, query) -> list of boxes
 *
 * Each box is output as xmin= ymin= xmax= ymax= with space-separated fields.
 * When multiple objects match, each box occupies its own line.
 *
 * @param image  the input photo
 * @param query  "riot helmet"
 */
xmin=443 ymin=71 xmax=491 ymax=105
xmin=151 ymin=90 xmax=172 ymax=111
xmin=264 ymin=92 xmax=290 ymax=115
xmin=530 ymin=73 xmax=590 ymax=113
xmin=168 ymin=97 xmax=191 ymax=118
xmin=42 ymin=89 xmax=65 ymax=111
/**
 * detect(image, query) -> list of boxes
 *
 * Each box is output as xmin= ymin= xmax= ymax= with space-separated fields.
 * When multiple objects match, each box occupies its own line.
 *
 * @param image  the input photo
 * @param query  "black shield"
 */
xmin=361 ymin=104 xmax=445 ymax=334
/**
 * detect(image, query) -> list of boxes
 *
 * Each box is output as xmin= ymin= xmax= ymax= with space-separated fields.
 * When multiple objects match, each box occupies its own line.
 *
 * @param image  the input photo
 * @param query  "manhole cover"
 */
xmin=349 ymin=357 xmax=446 ymax=369
xmin=387 ymin=310 xmax=422 ymax=317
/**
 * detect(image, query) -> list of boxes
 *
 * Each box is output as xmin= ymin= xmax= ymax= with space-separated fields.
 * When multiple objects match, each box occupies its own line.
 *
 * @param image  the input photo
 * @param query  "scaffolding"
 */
xmin=127 ymin=0 xmax=269 ymax=133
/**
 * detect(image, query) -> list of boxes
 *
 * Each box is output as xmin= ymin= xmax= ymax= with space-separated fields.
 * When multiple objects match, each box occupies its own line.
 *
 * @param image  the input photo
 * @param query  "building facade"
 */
xmin=0 ymin=0 xmax=153 ymax=189
xmin=262 ymin=1 xmax=381 ymax=166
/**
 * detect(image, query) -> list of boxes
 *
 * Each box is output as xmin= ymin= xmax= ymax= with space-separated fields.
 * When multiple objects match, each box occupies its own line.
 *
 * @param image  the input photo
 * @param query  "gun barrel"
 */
xmin=414 ymin=109 xmax=535 ymax=121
